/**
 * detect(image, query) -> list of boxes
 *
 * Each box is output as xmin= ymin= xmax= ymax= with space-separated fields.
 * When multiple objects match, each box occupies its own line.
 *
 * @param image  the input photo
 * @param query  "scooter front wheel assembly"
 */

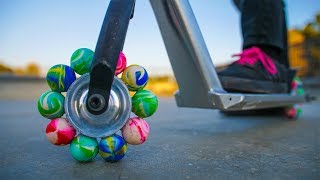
xmin=37 ymin=49 xmax=158 ymax=163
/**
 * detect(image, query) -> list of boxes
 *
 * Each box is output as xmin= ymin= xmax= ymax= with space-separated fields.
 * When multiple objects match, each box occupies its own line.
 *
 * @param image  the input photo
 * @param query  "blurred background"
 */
xmin=0 ymin=0 xmax=319 ymax=98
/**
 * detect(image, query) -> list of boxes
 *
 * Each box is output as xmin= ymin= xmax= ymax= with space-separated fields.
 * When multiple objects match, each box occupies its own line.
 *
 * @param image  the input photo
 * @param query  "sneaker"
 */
xmin=218 ymin=46 xmax=295 ymax=94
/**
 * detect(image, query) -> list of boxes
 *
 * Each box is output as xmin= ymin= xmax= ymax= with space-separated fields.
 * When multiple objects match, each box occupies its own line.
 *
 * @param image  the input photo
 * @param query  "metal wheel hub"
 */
xmin=65 ymin=73 xmax=131 ymax=138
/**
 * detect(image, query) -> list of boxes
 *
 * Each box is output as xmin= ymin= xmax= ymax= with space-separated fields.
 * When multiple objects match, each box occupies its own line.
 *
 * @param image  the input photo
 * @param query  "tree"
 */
xmin=300 ymin=12 xmax=320 ymax=76
xmin=25 ymin=62 xmax=41 ymax=76
xmin=0 ymin=63 xmax=13 ymax=74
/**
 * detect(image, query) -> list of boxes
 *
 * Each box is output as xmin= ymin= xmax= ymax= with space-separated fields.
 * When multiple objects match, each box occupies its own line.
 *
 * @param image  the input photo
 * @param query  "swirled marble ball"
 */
xmin=115 ymin=51 xmax=127 ymax=75
xmin=99 ymin=134 xmax=127 ymax=162
xmin=292 ymin=77 xmax=305 ymax=96
xmin=46 ymin=64 xmax=76 ymax=92
xmin=37 ymin=91 xmax=65 ymax=119
xmin=70 ymin=135 xmax=98 ymax=162
xmin=70 ymin=48 xmax=94 ymax=75
xmin=121 ymin=65 xmax=148 ymax=91
xmin=46 ymin=118 xmax=76 ymax=145
xmin=285 ymin=105 xmax=302 ymax=119
xmin=121 ymin=117 xmax=150 ymax=145
xmin=132 ymin=90 xmax=158 ymax=118
xmin=286 ymin=77 xmax=303 ymax=119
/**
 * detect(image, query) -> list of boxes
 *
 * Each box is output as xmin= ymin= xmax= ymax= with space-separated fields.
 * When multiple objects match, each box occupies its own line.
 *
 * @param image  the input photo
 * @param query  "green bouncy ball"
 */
xmin=132 ymin=90 xmax=158 ymax=118
xmin=70 ymin=135 xmax=98 ymax=162
xmin=70 ymin=48 xmax=94 ymax=75
xmin=37 ymin=91 xmax=65 ymax=119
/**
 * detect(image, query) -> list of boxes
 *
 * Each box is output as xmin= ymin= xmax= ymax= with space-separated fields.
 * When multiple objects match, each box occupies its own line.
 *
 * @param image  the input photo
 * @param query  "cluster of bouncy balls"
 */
xmin=37 ymin=48 xmax=158 ymax=162
xmin=284 ymin=76 xmax=304 ymax=119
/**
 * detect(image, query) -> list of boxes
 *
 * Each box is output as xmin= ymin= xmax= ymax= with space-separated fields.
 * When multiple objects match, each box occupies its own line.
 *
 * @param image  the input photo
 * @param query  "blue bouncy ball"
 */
xmin=121 ymin=65 xmax=148 ymax=91
xmin=99 ymin=134 xmax=128 ymax=162
xmin=46 ymin=64 xmax=76 ymax=92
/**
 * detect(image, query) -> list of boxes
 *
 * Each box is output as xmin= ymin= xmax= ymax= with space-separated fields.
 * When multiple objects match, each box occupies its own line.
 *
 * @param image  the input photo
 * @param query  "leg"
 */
xmin=240 ymin=0 xmax=289 ymax=68
xmin=218 ymin=0 xmax=293 ymax=93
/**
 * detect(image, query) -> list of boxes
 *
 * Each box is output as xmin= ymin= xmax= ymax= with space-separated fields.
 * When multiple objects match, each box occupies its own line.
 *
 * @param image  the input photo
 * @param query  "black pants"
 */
xmin=233 ymin=0 xmax=289 ymax=68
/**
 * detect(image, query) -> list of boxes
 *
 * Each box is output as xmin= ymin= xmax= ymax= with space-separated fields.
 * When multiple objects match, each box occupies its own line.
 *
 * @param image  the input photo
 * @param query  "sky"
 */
xmin=0 ymin=0 xmax=319 ymax=75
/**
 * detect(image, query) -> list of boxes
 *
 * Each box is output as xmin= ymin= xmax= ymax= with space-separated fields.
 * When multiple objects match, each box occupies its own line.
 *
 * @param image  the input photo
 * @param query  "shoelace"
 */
xmin=232 ymin=46 xmax=277 ymax=75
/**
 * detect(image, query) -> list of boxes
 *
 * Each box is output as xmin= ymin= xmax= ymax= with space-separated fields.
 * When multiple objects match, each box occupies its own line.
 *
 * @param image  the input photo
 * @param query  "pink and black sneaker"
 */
xmin=218 ymin=46 xmax=295 ymax=94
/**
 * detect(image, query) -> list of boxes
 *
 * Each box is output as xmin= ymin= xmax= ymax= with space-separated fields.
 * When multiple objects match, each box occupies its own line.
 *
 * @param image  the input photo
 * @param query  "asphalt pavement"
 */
xmin=0 ymin=97 xmax=319 ymax=179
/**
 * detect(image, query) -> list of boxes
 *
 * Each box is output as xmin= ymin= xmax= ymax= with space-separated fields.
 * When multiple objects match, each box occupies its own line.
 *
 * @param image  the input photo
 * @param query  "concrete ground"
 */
xmin=0 ymin=96 xmax=319 ymax=179
xmin=0 ymin=77 xmax=320 ymax=179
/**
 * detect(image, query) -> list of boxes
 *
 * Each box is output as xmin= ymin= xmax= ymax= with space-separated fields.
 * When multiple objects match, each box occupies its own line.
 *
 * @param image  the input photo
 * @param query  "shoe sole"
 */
xmin=219 ymin=76 xmax=288 ymax=94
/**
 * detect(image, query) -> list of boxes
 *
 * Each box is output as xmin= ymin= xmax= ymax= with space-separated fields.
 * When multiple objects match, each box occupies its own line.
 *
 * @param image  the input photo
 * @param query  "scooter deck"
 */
xmin=176 ymin=91 xmax=305 ymax=111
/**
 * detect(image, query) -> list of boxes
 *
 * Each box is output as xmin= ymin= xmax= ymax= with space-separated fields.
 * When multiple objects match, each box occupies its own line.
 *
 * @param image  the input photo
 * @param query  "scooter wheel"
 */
xmin=37 ymin=49 xmax=158 ymax=163
xmin=284 ymin=77 xmax=304 ymax=119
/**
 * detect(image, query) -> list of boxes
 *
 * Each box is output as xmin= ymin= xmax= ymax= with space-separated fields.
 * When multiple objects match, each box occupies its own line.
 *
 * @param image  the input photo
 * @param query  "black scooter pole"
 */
xmin=87 ymin=0 xmax=135 ymax=115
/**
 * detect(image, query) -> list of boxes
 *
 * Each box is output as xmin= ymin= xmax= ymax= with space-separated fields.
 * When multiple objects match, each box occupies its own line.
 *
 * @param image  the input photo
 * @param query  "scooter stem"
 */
xmin=87 ymin=0 xmax=135 ymax=115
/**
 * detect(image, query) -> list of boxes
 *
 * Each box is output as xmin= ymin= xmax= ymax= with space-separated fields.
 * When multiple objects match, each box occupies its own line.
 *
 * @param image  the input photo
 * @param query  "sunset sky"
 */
xmin=1 ymin=0 xmax=319 ymax=75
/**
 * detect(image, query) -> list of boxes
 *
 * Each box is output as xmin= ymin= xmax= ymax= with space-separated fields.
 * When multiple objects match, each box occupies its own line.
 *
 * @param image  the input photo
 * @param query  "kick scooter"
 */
xmin=37 ymin=0 xmax=309 ymax=163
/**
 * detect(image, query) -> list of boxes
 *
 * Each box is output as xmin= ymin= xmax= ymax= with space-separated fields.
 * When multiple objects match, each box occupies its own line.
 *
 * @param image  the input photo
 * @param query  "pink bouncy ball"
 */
xmin=121 ymin=117 xmax=150 ymax=145
xmin=45 ymin=118 xmax=76 ymax=146
xmin=115 ymin=51 xmax=127 ymax=75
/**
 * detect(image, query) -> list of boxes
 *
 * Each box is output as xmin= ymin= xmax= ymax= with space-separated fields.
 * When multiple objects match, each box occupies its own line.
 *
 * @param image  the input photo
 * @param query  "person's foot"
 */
xmin=218 ymin=46 xmax=295 ymax=94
